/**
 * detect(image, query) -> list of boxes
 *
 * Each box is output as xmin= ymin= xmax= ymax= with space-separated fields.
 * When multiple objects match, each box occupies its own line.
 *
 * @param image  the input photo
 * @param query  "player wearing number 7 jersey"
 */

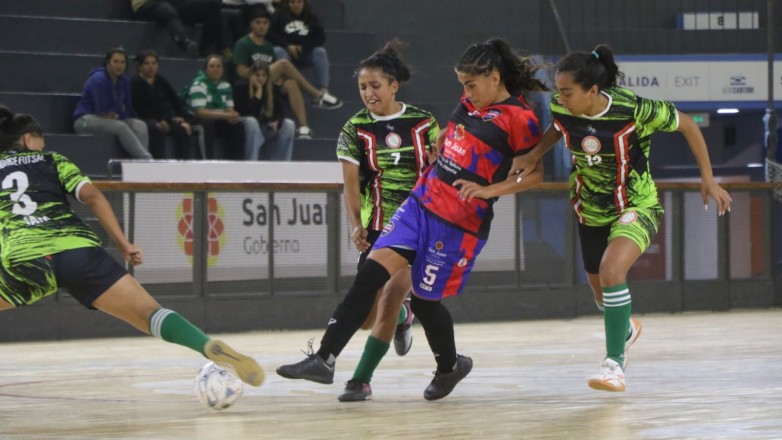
xmin=0 ymin=105 xmax=265 ymax=391
xmin=277 ymin=38 xmax=547 ymax=400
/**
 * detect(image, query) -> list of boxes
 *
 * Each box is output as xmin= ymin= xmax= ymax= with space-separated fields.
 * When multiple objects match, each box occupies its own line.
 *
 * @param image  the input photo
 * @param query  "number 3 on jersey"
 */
xmin=2 ymin=171 xmax=38 ymax=216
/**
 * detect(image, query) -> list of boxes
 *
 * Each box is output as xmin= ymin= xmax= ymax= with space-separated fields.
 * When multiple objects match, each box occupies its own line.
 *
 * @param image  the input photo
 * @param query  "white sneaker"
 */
xmin=313 ymin=90 xmax=343 ymax=109
xmin=588 ymin=358 xmax=625 ymax=392
xmin=624 ymin=317 xmax=642 ymax=369
xmin=296 ymin=126 xmax=312 ymax=139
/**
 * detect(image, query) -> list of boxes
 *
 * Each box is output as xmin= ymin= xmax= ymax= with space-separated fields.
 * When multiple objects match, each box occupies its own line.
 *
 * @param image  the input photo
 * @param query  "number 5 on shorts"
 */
xmin=423 ymin=264 xmax=438 ymax=285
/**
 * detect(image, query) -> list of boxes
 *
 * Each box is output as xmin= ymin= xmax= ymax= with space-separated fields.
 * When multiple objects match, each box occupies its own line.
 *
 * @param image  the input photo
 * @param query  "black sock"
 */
xmin=317 ymin=259 xmax=390 ymax=360
xmin=411 ymin=295 xmax=457 ymax=373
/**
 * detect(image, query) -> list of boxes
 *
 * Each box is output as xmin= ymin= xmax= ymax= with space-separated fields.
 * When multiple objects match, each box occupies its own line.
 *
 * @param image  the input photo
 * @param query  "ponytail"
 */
xmin=555 ymin=44 xmax=624 ymax=90
xmin=355 ymin=39 xmax=411 ymax=84
xmin=0 ymin=105 xmax=43 ymax=151
xmin=455 ymin=38 xmax=548 ymax=96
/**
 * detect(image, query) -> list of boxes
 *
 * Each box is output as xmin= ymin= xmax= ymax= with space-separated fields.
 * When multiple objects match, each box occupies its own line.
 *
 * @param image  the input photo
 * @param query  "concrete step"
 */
xmin=0 ymin=92 xmax=80 ymax=133
xmin=45 ymin=134 xmax=127 ymax=178
xmin=0 ymin=0 xmax=134 ymax=20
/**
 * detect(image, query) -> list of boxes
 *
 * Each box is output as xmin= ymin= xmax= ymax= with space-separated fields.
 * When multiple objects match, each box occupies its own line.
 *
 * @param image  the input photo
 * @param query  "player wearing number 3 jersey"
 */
xmin=0 ymin=105 xmax=264 ymax=391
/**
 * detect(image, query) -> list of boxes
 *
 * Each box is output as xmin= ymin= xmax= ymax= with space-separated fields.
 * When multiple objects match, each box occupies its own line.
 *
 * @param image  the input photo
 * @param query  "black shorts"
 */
xmin=52 ymin=247 xmax=128 ymax=309
xmin=577 ymin=223 xmax=611 ymax=275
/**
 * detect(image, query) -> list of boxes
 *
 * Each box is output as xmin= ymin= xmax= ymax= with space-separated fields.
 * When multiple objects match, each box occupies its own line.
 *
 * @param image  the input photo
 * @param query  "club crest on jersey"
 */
xmin=381 ymin=221 xmax=394 ymax=236
xmin=482 ymin=109 xmax=501 ymax=121
xmin=385 ymin=132 xmax=402 ymax=149
xmin=453 ymin=124 xmax=465 ymax=140
xmin=457 ymin=257 xmax=468 ymax=268
xmin=581 ymin=136 xmax=601 ymax=154
xmin=619 ymin=210 xmax=638 ymax=224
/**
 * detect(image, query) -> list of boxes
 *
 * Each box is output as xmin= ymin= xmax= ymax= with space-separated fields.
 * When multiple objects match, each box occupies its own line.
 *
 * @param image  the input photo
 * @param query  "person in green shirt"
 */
xmin=233 ymin=7 xmax=342 ymax=139
xmin=0 ymin=105 xmax=264 ymax=389
xmin=511 ymin=44 xmax=732 ymax=393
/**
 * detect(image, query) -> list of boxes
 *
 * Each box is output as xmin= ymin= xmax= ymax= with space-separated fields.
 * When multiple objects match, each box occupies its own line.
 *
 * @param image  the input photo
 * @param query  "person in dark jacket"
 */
xmin=234 ymin=60 xmax=294 ymax=160
xmin=267 ymin=0 xmax=331 ymax=92
xmin=131 ymin=50 xmax=197 ymax=159
xmin=73 ymin=48 xmax=151 ymax=159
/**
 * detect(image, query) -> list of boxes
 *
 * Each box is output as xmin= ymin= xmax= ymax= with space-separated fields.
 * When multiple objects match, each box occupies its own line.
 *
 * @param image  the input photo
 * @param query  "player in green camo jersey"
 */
xmin=510 ymin=45 xmax=732 ymax=393
xmin=0 ymin=106 xmax=265 ymax=390
xmin=317 ymin=40 xmax=439 ymax=401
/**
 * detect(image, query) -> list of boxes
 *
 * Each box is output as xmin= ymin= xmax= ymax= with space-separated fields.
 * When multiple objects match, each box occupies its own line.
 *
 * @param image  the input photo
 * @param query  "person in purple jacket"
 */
xmin=73 ymin=48 xmax=152 ymax=159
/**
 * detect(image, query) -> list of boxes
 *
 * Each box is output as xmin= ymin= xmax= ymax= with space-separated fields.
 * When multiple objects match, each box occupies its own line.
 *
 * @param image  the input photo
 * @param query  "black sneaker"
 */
xmin=423 ymin=354 xmax=473 ymax=401
xmin=337 ymin=379 xmax=372 ymax=402
xmin=393 ymin=298 xmax=414 ymax=356
xmin=275 ymin=340 xmax=335 ymax=384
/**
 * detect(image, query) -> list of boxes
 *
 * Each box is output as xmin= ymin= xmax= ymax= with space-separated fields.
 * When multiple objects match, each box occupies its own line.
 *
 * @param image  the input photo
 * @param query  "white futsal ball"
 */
xmin=194 ymin=362 xmax=244 ymax=410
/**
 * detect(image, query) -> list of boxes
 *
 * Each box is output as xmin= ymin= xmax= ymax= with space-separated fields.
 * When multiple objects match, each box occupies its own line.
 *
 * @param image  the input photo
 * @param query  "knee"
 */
xmin=597 ymin=262 xmax=627 ymax=287
xmin=312 ymin=47 xmax=327 ymax=60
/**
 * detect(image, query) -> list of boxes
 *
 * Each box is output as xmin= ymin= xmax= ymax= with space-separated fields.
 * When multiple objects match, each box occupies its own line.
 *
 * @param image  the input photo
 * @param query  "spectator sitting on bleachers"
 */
xmin=73 ymin=48 xmax=152 ymax=160
xmin=180 ymin=54 xmax=262 ymax=160
xmin=267 ymin=0 xmax=331 ymax=96
xmin=131 ymin=50 xmax=198 ymax=159
xmin=234 ymin=60 xmax=294 ymax=160
xmin=221 ymin=0 xmax=272 ymax=47
xmin=233 ymin=7 xmax=342 ymax=139
xmin=131 ymin=0 xmax=231 ymax=59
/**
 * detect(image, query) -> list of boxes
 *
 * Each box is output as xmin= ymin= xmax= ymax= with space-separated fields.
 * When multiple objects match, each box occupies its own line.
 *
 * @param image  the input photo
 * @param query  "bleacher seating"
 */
xmin=0 ymin=0 xmax=379 ymax=178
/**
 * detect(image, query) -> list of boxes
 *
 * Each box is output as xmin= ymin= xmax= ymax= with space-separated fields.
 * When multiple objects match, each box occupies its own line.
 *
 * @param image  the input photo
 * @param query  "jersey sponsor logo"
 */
xmin=619 ymin=210 xmax=638 ymax=225
xmin=381 ymin=220 xmax=394 ymax=236
xmin=457 ymin=257 xmax=468 ymax=268
xmin=482 ymin=109 xmax=501 ymax=121
xmin=453 ymin=124 xmax=465 ymax=141
xmin=586 ymin=125 xmax=597 ymax=135
xmin=581 ymin=136 xmax=601 ymax=154
xmin=435 ymin=241 xmax=444 ymax=251
xmin=385 ymin=132 xmax=402 ymax=149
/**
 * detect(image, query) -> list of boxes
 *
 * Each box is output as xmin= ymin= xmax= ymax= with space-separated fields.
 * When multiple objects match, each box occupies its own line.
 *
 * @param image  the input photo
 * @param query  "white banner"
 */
xmin=615 ymin=57 xmax=782 ymax=104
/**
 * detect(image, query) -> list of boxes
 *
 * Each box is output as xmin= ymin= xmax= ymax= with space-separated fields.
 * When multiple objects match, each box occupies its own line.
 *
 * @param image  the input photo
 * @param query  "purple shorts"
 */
xmin=374 ymin=197 xmax=487 ymax=300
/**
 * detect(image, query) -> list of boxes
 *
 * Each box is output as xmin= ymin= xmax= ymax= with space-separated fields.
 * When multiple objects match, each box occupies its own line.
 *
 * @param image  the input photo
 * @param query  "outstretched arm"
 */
xmin=454 ymin=159 xmax=544 ymax=202
xmin=78 ymin=183 xmax=143 ymax=266
xmin=677 ymin=111 xmax=732 ymax=215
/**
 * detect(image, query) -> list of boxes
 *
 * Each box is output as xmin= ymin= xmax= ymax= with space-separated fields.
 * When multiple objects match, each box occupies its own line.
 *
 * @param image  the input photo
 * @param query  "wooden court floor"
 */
xmin=0 ymin=309 xmax=780 ymax=440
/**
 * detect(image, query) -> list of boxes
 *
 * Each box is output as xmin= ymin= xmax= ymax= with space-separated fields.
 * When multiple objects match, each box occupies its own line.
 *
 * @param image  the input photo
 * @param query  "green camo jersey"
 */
xmin=336 ymin=103 xmax=439 ymax=230
xmin=0 ymin=150 xmax=101 ymax=264
xmin=551 ymin=87 xmax=678 ymax=226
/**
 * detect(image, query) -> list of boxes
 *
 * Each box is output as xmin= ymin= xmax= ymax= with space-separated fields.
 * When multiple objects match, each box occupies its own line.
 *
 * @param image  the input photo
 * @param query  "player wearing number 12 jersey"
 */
xmin=510 ymin=44 xmax=731 ymax=393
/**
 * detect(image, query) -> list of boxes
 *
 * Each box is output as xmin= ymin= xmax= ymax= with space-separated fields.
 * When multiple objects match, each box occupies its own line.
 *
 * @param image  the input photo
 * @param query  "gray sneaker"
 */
xmin=312 ymin=90 xmax=343 ymax=109
xmin=423 ymin=354 xmax=472 ymax=400
xmin=275 ymin=340 xmax=335 ymax=384
xmin=393 ymin=298 xmax=414 ymax=356
xmin=338 ymin=379 xmax=372 ymax=402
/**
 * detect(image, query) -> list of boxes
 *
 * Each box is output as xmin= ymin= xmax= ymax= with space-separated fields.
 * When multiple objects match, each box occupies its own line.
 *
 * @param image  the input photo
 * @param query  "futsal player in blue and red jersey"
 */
xmin=277 ymin=38 xmax=547 ymax=400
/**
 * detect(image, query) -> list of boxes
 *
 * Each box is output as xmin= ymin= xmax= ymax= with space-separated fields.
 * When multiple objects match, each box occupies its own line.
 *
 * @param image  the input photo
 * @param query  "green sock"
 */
xmin=353 ymin=335 xmax=390 ymax=383
xmin=602 ymin=283 xmax=631 ymax=366
xmin=396 ymin=303 xmax=408 ymax=325
xmin=148 ymin=308 xmax=210 ymax=356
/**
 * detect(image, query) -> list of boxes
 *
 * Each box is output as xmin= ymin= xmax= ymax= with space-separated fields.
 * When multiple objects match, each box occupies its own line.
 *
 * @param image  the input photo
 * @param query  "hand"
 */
xmin=267 ymin=120 xmax=279 ymax=135
xmin=179 ymin=121 xmax=192 ymax=136
xmin=122 ymin=243 xmax=144 ymax=266
xmin=351 ymin=225 xmax=371 ymax=252
xmin=508 ymin=153 xmax=540 ymax=183
xmin=427 ymin=130 xmax=446 ymax=164
xmin=701 ymin=178 xmax=732 ymax=216
xmin=287 ymin=45 xmax=302 ymax=59
xmin=155 ymin=120 xmax=170 ymax=133
xmin=453 ymin=179 xmax=491 ymax=202
xmin=227 ymin=110 xmax=241 ymax=124
xmin=102 ymin=112 xmax=119 ymax=119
